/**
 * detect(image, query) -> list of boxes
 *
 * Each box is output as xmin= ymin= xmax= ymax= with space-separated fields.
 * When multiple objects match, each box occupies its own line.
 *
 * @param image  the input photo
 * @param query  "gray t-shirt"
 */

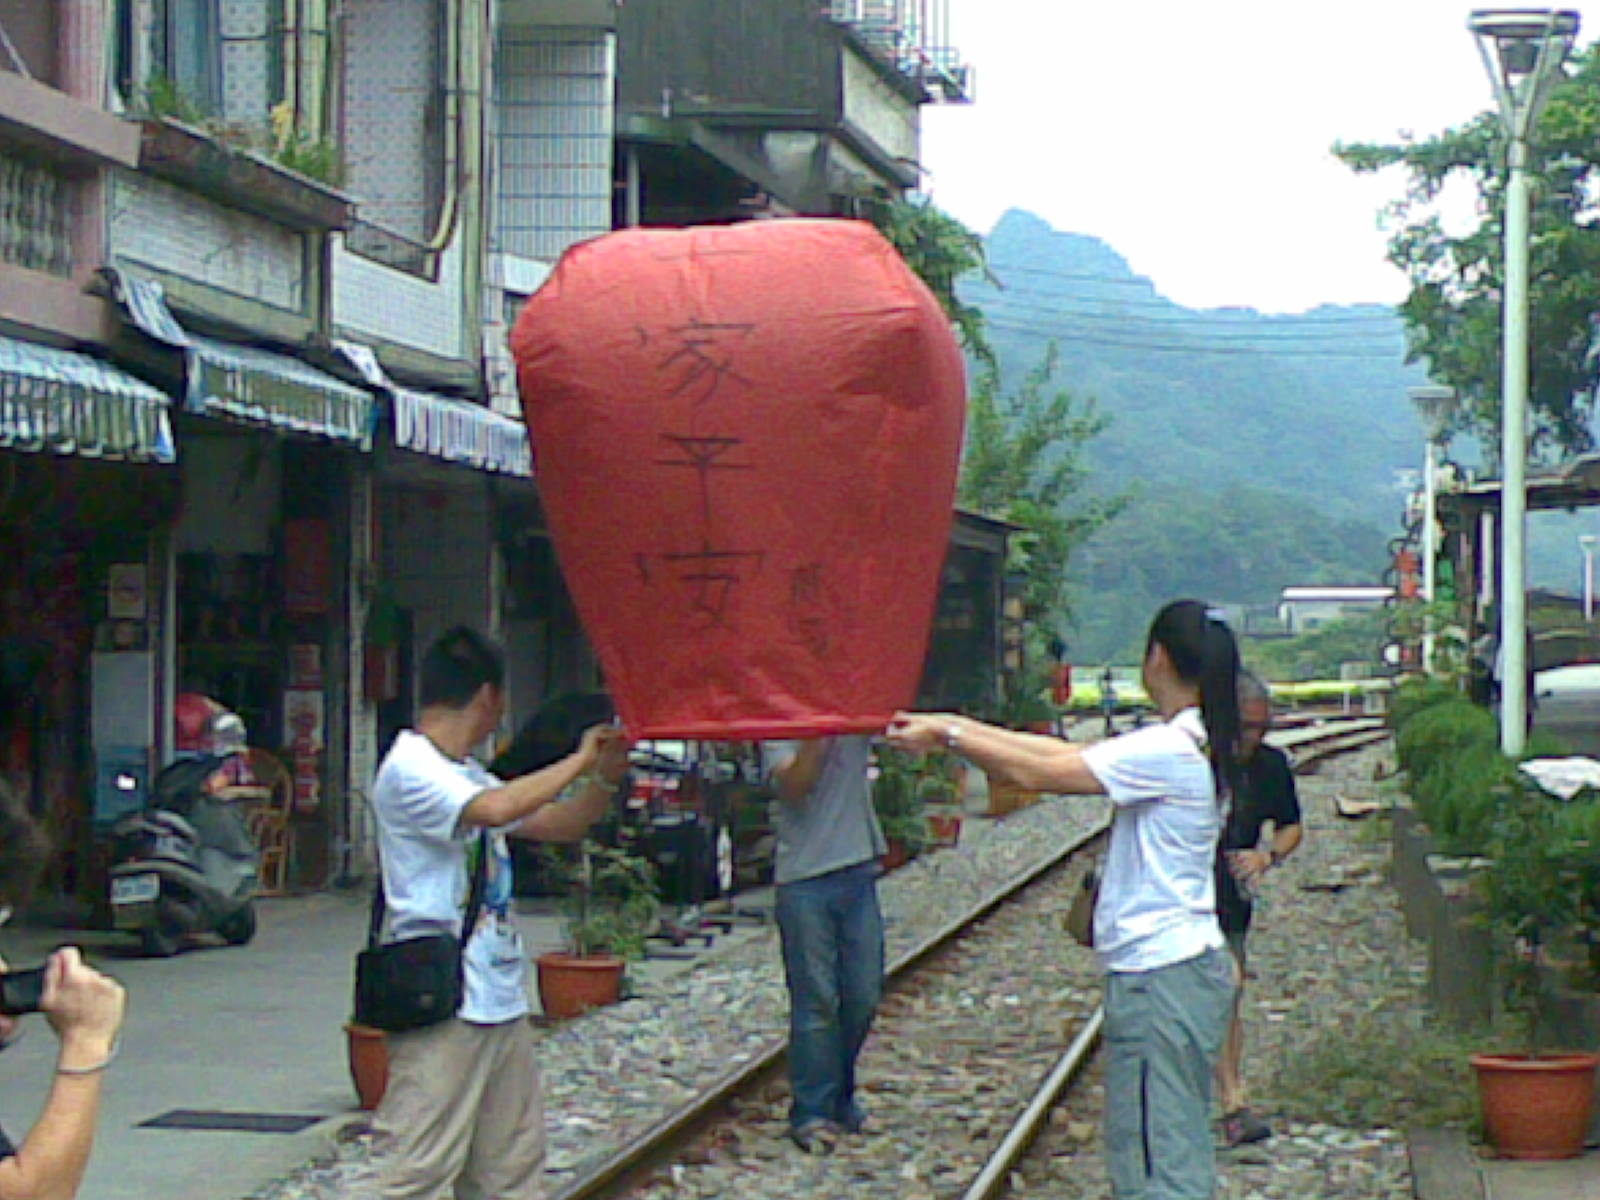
xmin=766 ymin=735 xmax=886 ymax=885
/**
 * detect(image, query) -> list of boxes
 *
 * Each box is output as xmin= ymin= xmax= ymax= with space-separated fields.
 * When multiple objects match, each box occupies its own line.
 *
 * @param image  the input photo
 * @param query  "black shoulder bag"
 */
xmin=353 ymin=833 xmax=488 ymax=1033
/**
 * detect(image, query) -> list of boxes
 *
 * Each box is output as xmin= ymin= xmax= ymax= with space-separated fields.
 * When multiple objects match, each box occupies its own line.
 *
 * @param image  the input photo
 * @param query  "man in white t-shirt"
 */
xmin=371 ymin=627 xmax=629 ymax=1200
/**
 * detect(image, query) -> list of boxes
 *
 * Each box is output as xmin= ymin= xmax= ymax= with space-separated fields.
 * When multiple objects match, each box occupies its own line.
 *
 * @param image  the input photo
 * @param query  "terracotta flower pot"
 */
xmin=536 ymin=952 xmax=625 ymax=1019
xmin=927 ymin=813 xmax=962 ymax=848
xmin=880 ymin=839 xmax=910 ymax=871
xmin=1471 ymin=1051 xmax=1600 ymax=1159
xmin=345 ymin=1022 xmax=389 ymax=1112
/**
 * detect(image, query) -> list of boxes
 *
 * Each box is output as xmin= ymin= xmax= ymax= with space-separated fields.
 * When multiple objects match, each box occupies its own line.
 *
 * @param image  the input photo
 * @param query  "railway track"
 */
xmin=551 ymin=718 xmax=1390 ymax=1200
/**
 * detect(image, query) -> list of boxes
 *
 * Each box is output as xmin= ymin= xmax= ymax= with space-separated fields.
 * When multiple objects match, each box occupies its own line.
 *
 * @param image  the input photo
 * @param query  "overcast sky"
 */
xmin=922 ymin=0 xmax=1599 ymax=314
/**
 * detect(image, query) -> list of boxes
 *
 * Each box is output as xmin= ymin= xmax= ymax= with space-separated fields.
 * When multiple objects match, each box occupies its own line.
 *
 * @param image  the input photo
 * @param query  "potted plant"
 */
xmin=872 ymin=747 xmax=930 ymax=869
xmin=918 ymin=753 xmax=965 ymax=848
xmin=978 ymin=666 xmax=1058 ymax=814
xmin=1470 ymin=770 xmax=1600 ymax=1159
xmin=536 ymin=840 xmax=659 ymax=1019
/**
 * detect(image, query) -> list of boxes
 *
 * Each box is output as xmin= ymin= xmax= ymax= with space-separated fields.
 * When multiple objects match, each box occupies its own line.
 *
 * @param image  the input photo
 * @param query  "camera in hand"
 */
xmin=0 ymin=967 xmax=46 ymax=1016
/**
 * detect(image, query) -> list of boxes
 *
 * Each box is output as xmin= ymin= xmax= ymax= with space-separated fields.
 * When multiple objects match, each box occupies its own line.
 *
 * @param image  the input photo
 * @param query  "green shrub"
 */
xmin=1396 ymin=697 xmax=1496 ymax=780
xmin=1389 ymin=676 xmax=1465 ymax=738
xmin=1413 ymin=740 xmax=1520 ymax=854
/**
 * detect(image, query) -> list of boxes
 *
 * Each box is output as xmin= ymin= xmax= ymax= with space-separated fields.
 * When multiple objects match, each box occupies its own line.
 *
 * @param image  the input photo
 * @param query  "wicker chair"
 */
xmin=230 ymin=749 xmax=293 ymax=896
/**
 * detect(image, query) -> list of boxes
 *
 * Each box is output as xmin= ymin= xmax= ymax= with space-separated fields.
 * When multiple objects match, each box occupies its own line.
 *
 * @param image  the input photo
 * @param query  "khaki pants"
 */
xmin=374 ymin=1018 xmax=545 ymax=1200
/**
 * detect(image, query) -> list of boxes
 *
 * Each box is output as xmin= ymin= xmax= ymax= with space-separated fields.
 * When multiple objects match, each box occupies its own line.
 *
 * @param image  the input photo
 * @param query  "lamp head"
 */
xmin=1410 ymin=384 xmax=1459 ymax=443
xmin=1468 ymin=9 xmax=1582 ymax=138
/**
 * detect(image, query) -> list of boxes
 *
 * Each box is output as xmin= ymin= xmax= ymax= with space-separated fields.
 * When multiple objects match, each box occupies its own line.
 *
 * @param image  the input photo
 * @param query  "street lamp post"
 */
xmin=1411 ymin=385 xmax=1457 ymax=673
xmin=1469 ymin=8 xmax=1582 ymax=755
xmin=1582 ymin=534 xmax=1597 ymax=620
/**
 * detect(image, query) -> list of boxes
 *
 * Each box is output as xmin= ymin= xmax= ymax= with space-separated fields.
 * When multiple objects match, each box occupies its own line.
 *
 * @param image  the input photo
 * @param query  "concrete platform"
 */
xmin=1411 ymin=1127 xmax=1600 ymax=1200
xmin=0 ymin=802 xmax=1029 ymax=1200
xmin=0 ymin=885 xmax=777 ymax=1200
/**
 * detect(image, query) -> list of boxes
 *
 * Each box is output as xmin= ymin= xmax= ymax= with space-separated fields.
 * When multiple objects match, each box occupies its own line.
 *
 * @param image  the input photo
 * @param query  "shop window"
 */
xmin=340 ymin=0 xmax=447 ymax=247
xmin=119 ymin=0 xmax=283 ymax=125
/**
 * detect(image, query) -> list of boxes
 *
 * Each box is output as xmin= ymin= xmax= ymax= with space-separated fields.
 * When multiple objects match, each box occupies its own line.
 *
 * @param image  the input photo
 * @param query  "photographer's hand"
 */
xmin=42 ymin=949 xmax=125 ymax=1072
xmin=0 ymin=949 xmax=124 ymax=1200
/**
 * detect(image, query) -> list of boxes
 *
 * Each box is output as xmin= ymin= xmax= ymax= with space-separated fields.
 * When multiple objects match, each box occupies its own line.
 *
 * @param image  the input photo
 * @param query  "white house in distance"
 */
xmin=1279 ymin=586 xmax=1395 ymax=633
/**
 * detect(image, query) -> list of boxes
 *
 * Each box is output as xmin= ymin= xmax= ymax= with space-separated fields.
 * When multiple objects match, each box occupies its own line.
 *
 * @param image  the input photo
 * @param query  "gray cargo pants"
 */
xmin=1103 ymin=946 xmax=1237 ymax=1199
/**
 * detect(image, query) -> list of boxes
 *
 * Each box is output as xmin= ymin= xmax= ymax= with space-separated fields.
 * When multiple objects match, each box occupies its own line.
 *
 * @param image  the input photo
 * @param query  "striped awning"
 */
xmin=391 ymin=388 xmax=531 ymax=477
xmin=111 ymin=269 xmax=375 ymax=450
xmin=0 ymin=335 xmax=176 ymax=463
xmin=185 ymin=335 xmax=374 ymax=450
xmin=337 ymin=340 xmax=531 ymax=476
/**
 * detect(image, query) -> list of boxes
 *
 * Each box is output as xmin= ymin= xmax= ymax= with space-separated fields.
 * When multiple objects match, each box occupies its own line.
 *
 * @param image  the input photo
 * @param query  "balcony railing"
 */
xmin=829 ymin=0 xmax=972 ymax=102
xmin=0 ymin=152 xmax=72 ymax=276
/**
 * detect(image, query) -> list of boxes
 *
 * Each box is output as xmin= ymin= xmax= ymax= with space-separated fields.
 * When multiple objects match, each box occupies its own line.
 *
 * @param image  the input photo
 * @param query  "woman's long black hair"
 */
xmin=1146 ymin=599 xmax=1242 ymax=801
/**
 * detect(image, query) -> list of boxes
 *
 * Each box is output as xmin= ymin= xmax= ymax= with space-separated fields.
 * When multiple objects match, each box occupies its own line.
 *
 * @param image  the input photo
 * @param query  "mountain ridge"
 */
xmin=965 ymin=208 xmax=1426 ymax=659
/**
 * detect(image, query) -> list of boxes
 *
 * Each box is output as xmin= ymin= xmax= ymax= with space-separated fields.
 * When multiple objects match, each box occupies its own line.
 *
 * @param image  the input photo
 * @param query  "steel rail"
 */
xmin=960 ymin=1006 xmax=1107 ymax=1200
xmin=550 ymin=820 xmax=1112 ymax=1200
xmin=553 ymin=718 xmax=1389 ymax=1200
xmin=956 ymin=719 xmax=1391 ymax=1198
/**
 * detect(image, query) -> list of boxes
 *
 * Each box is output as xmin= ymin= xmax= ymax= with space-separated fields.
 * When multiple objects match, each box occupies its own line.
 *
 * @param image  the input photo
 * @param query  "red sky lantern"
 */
xmin=511 ymin=219 xmax=967 ymax=740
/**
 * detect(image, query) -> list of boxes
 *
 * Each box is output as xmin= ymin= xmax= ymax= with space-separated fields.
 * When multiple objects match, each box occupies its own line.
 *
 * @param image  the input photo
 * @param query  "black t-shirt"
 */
xmin=1215 ymin=745 xmax=1302 ymax=933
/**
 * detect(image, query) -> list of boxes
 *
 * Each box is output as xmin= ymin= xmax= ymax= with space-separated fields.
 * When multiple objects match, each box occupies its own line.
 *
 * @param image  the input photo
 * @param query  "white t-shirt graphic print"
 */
xmin=372 ymin=730 xmax=531 ymax=1023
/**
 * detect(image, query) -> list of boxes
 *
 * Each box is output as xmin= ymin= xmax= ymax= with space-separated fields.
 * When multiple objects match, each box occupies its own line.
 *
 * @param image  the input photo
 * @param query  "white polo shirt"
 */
xmin=1081 ymin=708 xmax=1226 ymax=973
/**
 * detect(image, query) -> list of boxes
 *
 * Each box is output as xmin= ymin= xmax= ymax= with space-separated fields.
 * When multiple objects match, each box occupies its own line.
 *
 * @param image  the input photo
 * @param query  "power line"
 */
xmin=978 ymin=299 xmax=1406 ymax=342
xmin=972 ymin=263 xmax=1403 ymax=326
xmin=984 ymin=315 xmax=1410 ymax=358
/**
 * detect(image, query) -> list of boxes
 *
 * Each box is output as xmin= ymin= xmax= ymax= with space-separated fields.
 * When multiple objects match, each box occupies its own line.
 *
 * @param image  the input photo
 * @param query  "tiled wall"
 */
xmin=219 ymin=0 xmax=276 ymax=125
xmin=109 ymin=173 xmax=305 ymax=311
xmin=331 ymin=231 xmax=466 ymax=361
xmin=341 ymin=0 xmax=440 ymax=241
xmin=494 ymin=28 xmax=613 ymax=262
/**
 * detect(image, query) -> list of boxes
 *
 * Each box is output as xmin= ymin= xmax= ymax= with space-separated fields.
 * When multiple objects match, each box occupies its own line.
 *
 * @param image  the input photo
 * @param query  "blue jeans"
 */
xmin=776 ymin=860 xmax=885 ymax=1130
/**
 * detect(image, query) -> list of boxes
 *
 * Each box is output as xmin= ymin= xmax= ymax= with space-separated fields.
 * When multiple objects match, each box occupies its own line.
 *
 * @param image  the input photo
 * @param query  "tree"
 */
xmin=959 ymin=344 xmax=1126 ymax=630
xmin=1245 ymin=609 xmax=1388 ymax=683
xmin=1334 ymin=45 xmax=1600 ymax=457
xmin=868 ymin=195 xmax=996 ymax=366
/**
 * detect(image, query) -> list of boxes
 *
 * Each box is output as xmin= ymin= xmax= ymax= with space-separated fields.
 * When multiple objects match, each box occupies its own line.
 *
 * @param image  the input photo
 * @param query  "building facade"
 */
xmin=0 ymin=0 xmax=971 ymax=903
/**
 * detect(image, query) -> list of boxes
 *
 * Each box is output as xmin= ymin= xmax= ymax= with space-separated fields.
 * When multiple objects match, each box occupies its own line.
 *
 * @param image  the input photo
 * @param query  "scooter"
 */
xmin=107 ymin=754 xmax=260 ymax=957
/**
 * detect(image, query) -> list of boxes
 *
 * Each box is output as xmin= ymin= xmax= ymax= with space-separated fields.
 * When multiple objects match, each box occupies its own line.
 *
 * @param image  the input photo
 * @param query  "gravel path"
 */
xmin=248 ymin=739 xmax=1427 ymax=1200
xmin=244 ymin=792 xmax=1108 ymax=1199
xmin=1010 ymin=743 xmax=1422 ymax=1199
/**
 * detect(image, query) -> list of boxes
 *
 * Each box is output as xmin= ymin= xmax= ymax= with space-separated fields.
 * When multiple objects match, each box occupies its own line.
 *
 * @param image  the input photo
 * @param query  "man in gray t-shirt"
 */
xmin=766 ymin=735 xmax=886 ymax=1153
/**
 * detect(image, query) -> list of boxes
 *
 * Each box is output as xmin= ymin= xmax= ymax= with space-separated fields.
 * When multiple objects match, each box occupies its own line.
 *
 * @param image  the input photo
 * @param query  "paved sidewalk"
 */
xmin=0 ymin=884 xmax=776 ymax=1200
xmin=1412 ymin=1127 xmax=1600 ymax=1199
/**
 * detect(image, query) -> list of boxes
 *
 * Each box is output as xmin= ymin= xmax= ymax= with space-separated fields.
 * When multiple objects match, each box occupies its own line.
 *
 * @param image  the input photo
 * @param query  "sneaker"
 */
xmin=1222 ymin=1108 xmax=1272 ymax=1147
xmin=789 ymin=1119 xmax=841 ymax=1154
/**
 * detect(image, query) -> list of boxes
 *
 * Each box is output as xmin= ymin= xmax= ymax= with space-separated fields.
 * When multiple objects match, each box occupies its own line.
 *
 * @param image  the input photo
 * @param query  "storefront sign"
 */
xmin=283 ymin=687 xmax=324 ymax=813
xmin=283 ymin=520 xmax=332 ymax=615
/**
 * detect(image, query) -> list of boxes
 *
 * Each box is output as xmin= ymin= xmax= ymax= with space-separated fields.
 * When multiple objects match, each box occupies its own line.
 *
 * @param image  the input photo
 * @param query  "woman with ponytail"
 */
xmin=888 ymin=599 xmax=1240 ymax=1199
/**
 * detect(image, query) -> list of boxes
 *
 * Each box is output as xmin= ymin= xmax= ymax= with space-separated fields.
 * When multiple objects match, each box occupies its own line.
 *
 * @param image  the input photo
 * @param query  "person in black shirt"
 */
xmin=1215 ymin=675 xmax=1302 ymax=1147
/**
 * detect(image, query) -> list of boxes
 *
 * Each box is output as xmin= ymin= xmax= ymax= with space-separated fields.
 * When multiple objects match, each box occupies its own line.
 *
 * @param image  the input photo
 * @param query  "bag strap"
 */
xmin=367 ymin=829 xmax=491 ymax=950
